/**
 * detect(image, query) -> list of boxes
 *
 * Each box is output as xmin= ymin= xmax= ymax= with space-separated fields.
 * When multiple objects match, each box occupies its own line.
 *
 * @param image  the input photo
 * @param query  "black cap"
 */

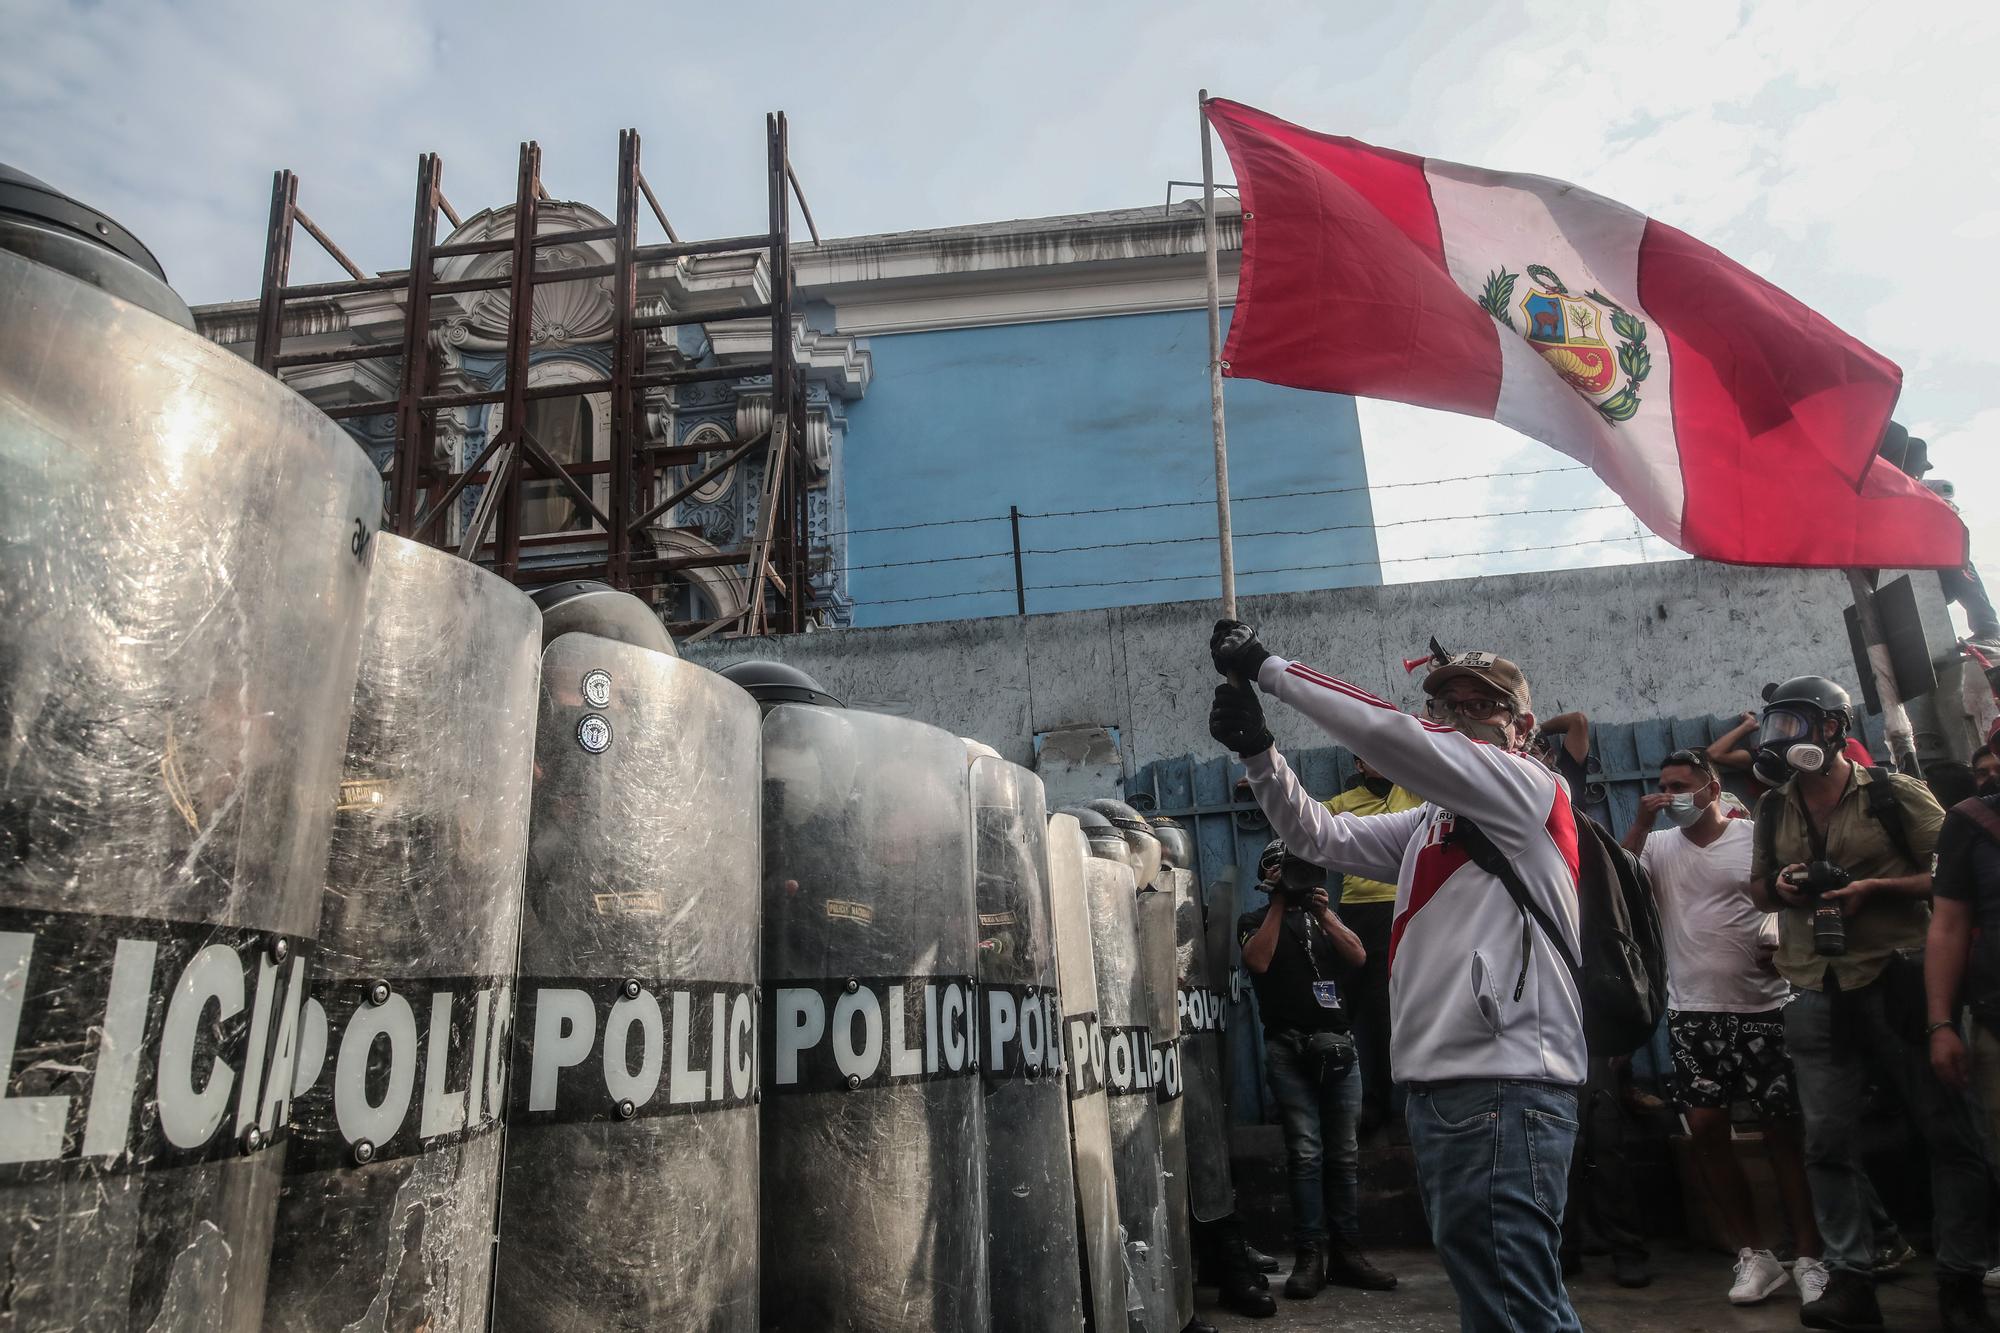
xmin=718 ymin=660 xmax=843 ymax=710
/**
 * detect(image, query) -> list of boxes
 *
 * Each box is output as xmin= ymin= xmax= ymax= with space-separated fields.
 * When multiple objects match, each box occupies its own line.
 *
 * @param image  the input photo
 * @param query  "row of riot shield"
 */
xmin=1 ymin=237 xmax=1236 ymax=1331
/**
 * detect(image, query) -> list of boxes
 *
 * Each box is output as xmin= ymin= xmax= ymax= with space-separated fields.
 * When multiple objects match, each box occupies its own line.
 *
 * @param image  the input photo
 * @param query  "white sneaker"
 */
xmin=1795 ymin=1256 xmax=1832 ymax=1306
xmin=1731 ymin=1249 xmax=1790 ymax=1305
xmin=1985 ymin=1265 xmax=2000 ymax=1290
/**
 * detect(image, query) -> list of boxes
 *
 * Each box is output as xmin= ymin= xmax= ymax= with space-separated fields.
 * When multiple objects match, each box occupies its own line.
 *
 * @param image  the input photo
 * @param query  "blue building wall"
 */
xmin=837 ymin=310 xmax=1378 ymax=627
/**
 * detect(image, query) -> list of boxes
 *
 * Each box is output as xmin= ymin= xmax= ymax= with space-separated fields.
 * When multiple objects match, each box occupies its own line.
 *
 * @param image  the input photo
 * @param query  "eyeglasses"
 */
xmin=1426 ymin=695 xmax=1514 ymax=723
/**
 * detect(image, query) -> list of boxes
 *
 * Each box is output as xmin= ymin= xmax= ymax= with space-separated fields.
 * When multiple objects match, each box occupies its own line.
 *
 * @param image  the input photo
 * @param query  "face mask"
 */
xmin=1362 ymin=775 xmax=1394 ymax=798
xmin=1454 ymin=717 xmax=1513 ymax=749
xmin=1664 ymin=792 xmax=1703 ymax=828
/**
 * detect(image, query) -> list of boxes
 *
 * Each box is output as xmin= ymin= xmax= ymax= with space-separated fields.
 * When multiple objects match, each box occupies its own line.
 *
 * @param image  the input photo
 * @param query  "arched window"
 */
xmin=521 ymin=395 xmax=595 ymax=534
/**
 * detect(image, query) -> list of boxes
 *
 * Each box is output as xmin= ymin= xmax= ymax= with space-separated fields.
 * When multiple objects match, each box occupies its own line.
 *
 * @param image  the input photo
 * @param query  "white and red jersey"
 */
xmin=1242 ymin=657 xmax=1585 ymax=1086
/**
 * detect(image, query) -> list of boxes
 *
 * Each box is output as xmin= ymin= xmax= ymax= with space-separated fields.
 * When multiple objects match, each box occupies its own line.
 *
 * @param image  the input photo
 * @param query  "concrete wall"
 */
xmin=686 ymin=558 xmax=1959 ymax=776
xmin=838 ymin=309 xmax=1375 ymax=627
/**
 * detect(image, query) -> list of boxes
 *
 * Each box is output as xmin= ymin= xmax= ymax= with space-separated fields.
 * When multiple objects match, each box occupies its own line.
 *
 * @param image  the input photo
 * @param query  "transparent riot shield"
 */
xmin=1048 ymin=815 xmax=1123 ymax=1332
xmin=1173 ymin=867 xmax=1235 ymax=1222
xmin=493 ymin=635 xmax=763 ymax=1331
xmin=1085 ymin=857 xmax=1173 ymax=1333
xmin=761 ymin=705 xmax=988 ymax=1332
xmin=263 ymin=536 xmax=541 ymax=1331
xmin=1137 ymin=885 xmax=1194 ymax=1329
xmin=971 ymin=755 xmax=1084 ymax=1332
xmin=0 ymin=246 xmax=382 ymax=1329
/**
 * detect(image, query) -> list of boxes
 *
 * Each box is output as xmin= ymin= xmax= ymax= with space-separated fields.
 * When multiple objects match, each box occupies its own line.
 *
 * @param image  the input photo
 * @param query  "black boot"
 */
xmin=1179 ymin=1320 xmax=1218 ymax=1333
xmin=1245 ymin=1242 xmax=1280 ymax=1274
xmin=1941 ymin=1272 xmax=2000 ymax=1333
xmin=1801 ymin=1268 xmax=1885 ymax=1332
xmin=1283 ymin=1244 xmax=1326 ymax=1300
xmin=1324 ymin=1236 xmax=1398 ymax=1291
xmin=1218 ymin=1263 xmax=1277 ymax=1319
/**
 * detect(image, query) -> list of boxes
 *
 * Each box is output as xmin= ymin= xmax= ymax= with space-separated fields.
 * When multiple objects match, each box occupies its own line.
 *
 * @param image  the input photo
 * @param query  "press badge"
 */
xmin=1311 ymin=981 xmax=1341 ymax=1009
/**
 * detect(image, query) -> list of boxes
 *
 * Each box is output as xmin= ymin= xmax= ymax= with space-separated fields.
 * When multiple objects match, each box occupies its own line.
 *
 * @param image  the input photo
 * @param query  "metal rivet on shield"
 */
xmin=844 ymin=1074 xmax=861 ymax=1090
xmin=267 ymin=936 xmax=290 ymax=965
xmin=843 ymin=978 xmax=859 ymax=994
xmin=1026 ymin=1063 xmax=1041 ymax=1080
xmin=352 ymin=1139 xmax=376 ymax=1165
xmin=752 ymin=1088 xmax=762 ymax=1105
xmin=368 ymin=980 xmax=391 ymax=1006
xmin=621 ymin=978 xmax=642 ymax=1000
xmin=616 ymin=1099 xmax=636 ymax=1120
xmin=239 ymin=1125 xmax=264 ymax=1155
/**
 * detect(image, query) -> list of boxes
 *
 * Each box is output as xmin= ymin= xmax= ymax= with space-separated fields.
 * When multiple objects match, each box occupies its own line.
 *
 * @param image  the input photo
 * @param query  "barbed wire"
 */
xmin=815 ymin=462 xmax=1593 ymax=541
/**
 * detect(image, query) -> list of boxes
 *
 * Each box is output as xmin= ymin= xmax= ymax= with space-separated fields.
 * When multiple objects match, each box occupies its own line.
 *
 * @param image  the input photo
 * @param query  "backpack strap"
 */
xmin=1753 ymin=789 xmax=1782 ymax=887
xmin=1861 ymin=766 xmax=1918 ymax=870
xmin=1953 ymin=797 xmax=2000 ymax=846
xmin=1449 ymin=817 xmax=1581 ymax=978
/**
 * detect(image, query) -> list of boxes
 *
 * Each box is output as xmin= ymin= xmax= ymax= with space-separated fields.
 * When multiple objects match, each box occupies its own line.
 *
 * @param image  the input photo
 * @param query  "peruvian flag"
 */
xmin=1205 ymin=98 xmax=1967 ymax=569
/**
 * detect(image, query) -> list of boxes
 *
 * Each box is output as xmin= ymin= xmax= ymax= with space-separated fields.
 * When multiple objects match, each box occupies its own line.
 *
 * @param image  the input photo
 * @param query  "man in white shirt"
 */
xmin=1621 ymin=748 xmax=1824 ymax=1309
xmin=1208 ymin=622 xmax=1584 ymax=1333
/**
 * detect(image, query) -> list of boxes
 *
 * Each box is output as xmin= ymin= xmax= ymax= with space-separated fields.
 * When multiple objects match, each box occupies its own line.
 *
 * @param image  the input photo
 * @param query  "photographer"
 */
xmin=1746 ymin=676 xmax=1995 ymax=1333
xmin=1237 ymin=840 xmax=1396 ymax=1300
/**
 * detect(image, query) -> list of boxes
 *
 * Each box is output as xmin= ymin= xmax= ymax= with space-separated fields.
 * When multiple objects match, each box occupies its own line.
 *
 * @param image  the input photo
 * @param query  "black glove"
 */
xmin=1210 ymin=619 xmax=1272 ymax=680
xmin=1209 ymin=680 xmax=1274 ymax=757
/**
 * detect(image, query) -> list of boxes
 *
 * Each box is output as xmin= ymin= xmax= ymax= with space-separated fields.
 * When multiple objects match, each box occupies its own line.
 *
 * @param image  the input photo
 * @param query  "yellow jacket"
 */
xmin=1321 ymin=782 xmax=1424 ymax=904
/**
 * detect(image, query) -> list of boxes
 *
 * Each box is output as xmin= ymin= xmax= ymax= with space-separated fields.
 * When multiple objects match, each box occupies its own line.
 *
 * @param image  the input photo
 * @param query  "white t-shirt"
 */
xmin=1640 ymin=820 xmax=1788 ymax=1013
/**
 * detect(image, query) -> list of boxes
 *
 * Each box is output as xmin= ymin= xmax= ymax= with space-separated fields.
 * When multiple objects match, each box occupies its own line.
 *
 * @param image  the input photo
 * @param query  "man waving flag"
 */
xmin=1203 ymin=97 xmax=1966 ymax=570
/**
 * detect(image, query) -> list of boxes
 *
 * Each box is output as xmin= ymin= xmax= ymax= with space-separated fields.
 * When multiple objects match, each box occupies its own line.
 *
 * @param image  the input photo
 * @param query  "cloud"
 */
xmin=3 ymin=0 xmax=1990 ymax=600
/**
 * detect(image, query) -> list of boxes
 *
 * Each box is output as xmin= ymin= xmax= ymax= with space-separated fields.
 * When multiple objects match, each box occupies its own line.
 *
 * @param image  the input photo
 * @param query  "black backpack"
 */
xmin=1452 ymin=813 xmax=1668 ymax=1058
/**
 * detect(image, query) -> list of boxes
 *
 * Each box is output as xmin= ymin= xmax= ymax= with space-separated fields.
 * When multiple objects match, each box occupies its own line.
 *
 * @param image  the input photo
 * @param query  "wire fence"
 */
xmin=811 ymin=463 xmax=1652 ymax=613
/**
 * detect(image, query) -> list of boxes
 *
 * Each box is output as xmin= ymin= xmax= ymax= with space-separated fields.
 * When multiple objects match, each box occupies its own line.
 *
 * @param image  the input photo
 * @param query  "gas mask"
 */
xmin=1755 ymin=706 xmax=1831 ymax=783
xmin=1361 ymin=774 xmax=1394 ymax=799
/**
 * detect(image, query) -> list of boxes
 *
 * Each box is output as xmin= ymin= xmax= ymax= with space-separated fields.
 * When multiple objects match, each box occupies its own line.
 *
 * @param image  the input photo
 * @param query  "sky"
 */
xmin=3 ymin=0 xmax=1994 ymax=628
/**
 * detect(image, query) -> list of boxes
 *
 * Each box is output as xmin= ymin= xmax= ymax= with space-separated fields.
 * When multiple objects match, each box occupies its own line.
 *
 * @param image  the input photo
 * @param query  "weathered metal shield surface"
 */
xmin=0 ymin=246 xmax=381 ymax=1329
xmin=1174 ymin=867 xmax=1235 ymax=1222
xmin=494 ymin=636 xmax=763 ymax=1331
xmin=1137 ymin=885 xmax=1193 ymax=1327
xmin=972 ymin=756 xmax=1084 ymax=1333
xmin=760 ymin=705 xmax=988 ymax=1333
xmin=264 ymin=536 xmax=541 ymax=1332
xmin=1084 ymin=857 xmax=1172 ymax=1333
xmin=1047 ymin=815 xmax=1123 ymax=1333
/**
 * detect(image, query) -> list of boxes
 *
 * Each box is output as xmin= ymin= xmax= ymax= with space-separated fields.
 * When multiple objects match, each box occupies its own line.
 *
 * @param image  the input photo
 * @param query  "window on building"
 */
xmin=519 ymin=395 xmax=595 ymax=535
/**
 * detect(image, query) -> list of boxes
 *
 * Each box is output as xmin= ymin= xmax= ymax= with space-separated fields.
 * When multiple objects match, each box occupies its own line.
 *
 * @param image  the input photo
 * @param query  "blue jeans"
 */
xmin=1264 ymin=1029 xmax=1363 ymax=1244
xmin=1407 ymin=1079 xmax=1583 ymax=1333
xmin=1785 ymin=983 xmax=1994 ymax=1277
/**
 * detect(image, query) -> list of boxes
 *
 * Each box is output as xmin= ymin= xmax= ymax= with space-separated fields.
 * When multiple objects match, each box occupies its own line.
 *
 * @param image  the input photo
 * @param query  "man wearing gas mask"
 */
xmin=1236 ymin=839 xmax=1394 ymax=1301
xmin=1745 ymin=676 xmax=1995 ymax=1333
xmin=1208 ymin=622 xmax=1586 ymax=1333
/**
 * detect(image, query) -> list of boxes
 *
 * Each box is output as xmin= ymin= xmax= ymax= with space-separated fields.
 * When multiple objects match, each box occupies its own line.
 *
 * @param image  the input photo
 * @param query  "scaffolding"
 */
xmin=250 ymin=115 xmax=816 ymax=639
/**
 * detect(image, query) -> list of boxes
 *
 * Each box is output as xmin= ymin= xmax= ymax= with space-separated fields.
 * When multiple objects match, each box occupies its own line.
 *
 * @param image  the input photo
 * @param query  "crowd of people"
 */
xmin=1206 ymin=617 xmax=2000 ymax=1333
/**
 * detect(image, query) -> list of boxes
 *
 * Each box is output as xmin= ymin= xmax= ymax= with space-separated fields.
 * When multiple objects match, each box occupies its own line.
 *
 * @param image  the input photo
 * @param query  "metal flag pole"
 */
xmin=1199 ymin=88 xmax=1238 ymax=620
xmin=1846 ymin=569 xmax=1923 ymax=774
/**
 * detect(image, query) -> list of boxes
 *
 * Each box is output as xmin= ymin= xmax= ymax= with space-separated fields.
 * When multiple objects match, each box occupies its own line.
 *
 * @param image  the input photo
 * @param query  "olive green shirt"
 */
xmin=1749 ymin=765 xmax=1943 ymax=992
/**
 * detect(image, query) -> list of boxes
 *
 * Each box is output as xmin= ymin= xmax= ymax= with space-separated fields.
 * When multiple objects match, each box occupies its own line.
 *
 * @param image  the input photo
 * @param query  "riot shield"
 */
xmin=1137 ymin=886 xmax=1194 ymax=1329
xmin=1084 ymin=857 xmax=1173 ymax=1333
xmin=493 ymin=635 xmax=763 ymax=1331
xmin=1047 ymin=816 xmax=1123 ymax=1333
xmin=0 ymin=247 xmax=381 ymax=1329
xmin=264 ymin=536 xmax=541 ymax=1331
xmin=971 ymin=755 xmax=1084 ymax=1333
xmin=1173 ymin=868 xmax=1234 ymax=1222
xmin=761 ymin=706 xmax=987 ymax=1332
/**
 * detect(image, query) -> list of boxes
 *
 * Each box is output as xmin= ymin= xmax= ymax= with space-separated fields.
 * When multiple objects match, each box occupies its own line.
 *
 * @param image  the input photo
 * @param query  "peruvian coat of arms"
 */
xmin=1475 ymin=263 xmax=1651 ymax=423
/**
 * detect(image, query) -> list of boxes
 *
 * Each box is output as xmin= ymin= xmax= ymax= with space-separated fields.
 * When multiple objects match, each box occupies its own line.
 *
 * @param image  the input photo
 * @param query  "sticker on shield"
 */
xmin=577 ymin=713 xmax=613 ymax=754
xmin=582 ymin=669 xmax=612 ymax=708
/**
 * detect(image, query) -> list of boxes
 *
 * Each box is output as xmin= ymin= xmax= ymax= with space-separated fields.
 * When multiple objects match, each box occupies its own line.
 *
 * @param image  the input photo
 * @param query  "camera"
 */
xmin=1782 ymin=860 xmax=1851 ymax=957
xmin=1264 ymin=850 xmax=1326 ymax=904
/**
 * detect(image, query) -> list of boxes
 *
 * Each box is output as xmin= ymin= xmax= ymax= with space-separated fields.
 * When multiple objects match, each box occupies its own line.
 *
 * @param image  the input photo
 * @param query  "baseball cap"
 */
xmin=1421 ymin=650 xmax=1532 ymax=714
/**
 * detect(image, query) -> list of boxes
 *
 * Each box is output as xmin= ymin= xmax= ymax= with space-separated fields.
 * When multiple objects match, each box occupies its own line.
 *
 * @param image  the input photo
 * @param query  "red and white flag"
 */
xmin=1205 ymin=98 xmax=1967 ymax=569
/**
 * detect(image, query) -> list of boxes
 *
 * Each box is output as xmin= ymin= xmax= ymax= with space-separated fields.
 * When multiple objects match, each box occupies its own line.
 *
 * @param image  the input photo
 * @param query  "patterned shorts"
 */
xmin=1667 ymin=1007 xmax=1799 ymax=1117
